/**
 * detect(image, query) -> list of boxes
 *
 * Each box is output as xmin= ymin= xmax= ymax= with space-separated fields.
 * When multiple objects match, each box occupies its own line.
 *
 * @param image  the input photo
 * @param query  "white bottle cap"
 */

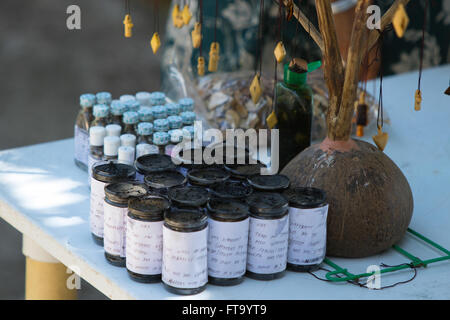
xmin=89 ymin=126 xmax=106 ymax=146
xmin=104 ymin=136 xmax=120 ymax=156
xmin=120 ymin=134 xmax=137 ymax=148
xmin=105 ymin=124 xmax=122 ymax=137
xmin=118 ymin=146 xmax=135 ymax=165
xmin=136 ymin=143 xmax=159 ymax=158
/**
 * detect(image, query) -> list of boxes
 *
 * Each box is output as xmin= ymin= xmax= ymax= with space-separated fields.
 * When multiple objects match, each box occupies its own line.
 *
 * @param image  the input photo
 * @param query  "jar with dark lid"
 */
xmin=224 ymin=162 xmax=267 ymax=180
xmin=135 ymin=153 xmax=176 ymax=183
xmin=206 ymin=199 xmax=249 ymax=286
xmin=90 ymin=161 xmax=136 ymax=246
xmin=187 ymin=167 xmax=230 ymax=187
xmin=126 ymin=196 xmax=170 ymax=283
xmin=283 ymin=187 xmax=328 ymax=272
xmin=176 ymin=146 xmax=208 ymax=176
xmin=162 ymin=208 xmax=208 ymax=295
xmin=209 ymin=180 xmax=253 ymax=200
xmin=103 ymin=182 xmax=148 ymax=267
xmin=246 ymin=192 xmax=289 ymax=280
xmin=168 ymin=186 xmax=209 ymax=209
xmin=144 ymin=170 xmax=187 ymax=195
xmin=247 ymin=174 xmax=290 ymax=192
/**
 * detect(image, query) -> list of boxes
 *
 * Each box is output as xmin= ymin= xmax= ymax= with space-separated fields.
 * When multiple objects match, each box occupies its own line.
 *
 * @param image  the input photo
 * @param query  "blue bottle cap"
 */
xmin=96 ymin=92 xmax=112 ymax=105
xmin=180 ymin=111 xmax=196 ymax=125
xmin=80 ymin=93 xmax=96 ymax=108
xmin=135 ymin=91 xmax=152 ymax=105
xmin=93 ymin=104 xmax=110 ymax=118
xmin=111 ymin=100 xmax=127 ymax=116
xmin=137 ymin=122 xmax=154 ymax=135
xmin=167 ymin=115 xmax=183 ymax=129
xmin=138 ymin=106 xmax=153 ymax=122
xmin=151 ymin=105 xmax=167 ymax=120
xmin=123 ymin=111 xmax=139 ymax=125
xmin=124 ymin=100 xmax=140 ymax=112
xmin=120 ymin=94 xmax=136 ymax=102
xmin=169 ymin=129 xmax=184 ymax=143
xmin=150 ymin=92 xmax=166 ymax=105
xmin=153 ymin=131 xmax=170 ymax=146
xmin=178 ymin=97 xmax=194 ymax=112
xmin=166 ymin=103 xmax=182 ymax=116
xmin=153 ymin=118 xmax=170 ymax=132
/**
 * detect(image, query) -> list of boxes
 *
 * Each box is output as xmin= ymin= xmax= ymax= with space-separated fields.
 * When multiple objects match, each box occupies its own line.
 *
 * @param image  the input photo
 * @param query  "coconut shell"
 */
xmin=281 ymin=139 xmax=413 ymax=258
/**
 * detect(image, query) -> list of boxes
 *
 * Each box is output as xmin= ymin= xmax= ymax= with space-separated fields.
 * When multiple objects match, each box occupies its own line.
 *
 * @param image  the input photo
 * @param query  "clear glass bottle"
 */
xmin=91 ymin=104 xmax=110 ymax=127
xmin=274 ymin=60 xmax=321 ymax=170
xmin=74 ymin=93 xmax=95 ymax=171
xmin=110 ymin=100 xmax=127 ymax=126
xmin=122 ymin=111 xmax=139 ymax=136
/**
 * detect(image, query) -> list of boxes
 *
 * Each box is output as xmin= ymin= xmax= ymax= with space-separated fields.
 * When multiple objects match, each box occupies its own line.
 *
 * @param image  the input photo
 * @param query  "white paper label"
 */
xmin=207 ymin=218 xmax=249 ymax=279
xmin=103 ymin=202 xmax=128 ymax=258
xmin=162 ymin=226 xmax=208 ymax=289
xmin=246 ymin=215 xmax=289 ymax=274
xmin=87 ymin=155 xmax=102 ymax=186
xmin=74 ymin=125 xmax=89 ymax=165
xmin=90 ymin=177 xmax=106 ymax=238
xmin=126 ymin=218 xmax=163 ymax=275
xmin=288 ymin=205 xmax=328 ymax=265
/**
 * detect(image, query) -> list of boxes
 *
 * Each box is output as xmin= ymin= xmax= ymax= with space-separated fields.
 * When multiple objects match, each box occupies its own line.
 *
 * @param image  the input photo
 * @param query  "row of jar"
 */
xmin=90 ymin=160 xmax=329 ymax=295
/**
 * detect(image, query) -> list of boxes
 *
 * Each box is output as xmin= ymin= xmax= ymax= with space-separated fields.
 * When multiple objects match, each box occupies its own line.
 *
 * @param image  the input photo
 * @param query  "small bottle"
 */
xmin=105 ymin=124 xmax=122 ymax=137
xmin=153 ymin=132 xmax=170 ymax=154
xmin=120 ymin=133 xmax=137 ymax=149
xmin=283 ymin=187 xmax=328 ymax=272
xmin=103 ymin=182 xmax=148 ymax=267
xmin=207 ymin=198 xmax=250 ymax=286
xmin=138 ymin=106 xmax=153 ymax=123
xmin=135 ymin=91 xmax=152 ymax=107
xmin=88 ymin=126 xmax=106 ymax=186
xmin=124 ymin=100 xmax=140 ymax=113
xmin=137 ymin=122 xmax=153 ymax=144
xmin=178 ymin=97 xmax=194 ymax=112
xmin=122 ymin=111 xmax=139 ymax=136
xmin=126 ymin=196 xmax=170 ymax=283
xmin=90 ymin=161 xmax=136 ymax=246
xmin=151 ymin=105 xmax=168 ymax=120
xmin=110 ymin=100 xmax=127 ymax=126
xmin=104 ymin=136 xmax=121 ymax=160
xmin=162 ymin=208 xmax=208 ymax=295
xmin=118 ymin=146 xmax=135 ymax=166
xmin=91 ymin=104 xmax=110 ymax=127
xmin=96 ymin=91 xmax=112 ymax=105
xmin=150 ymin=92 xmax=166 ymax=106
xmin=167 ymin=116 xmax=183 ymax=130
xmin=153 ymin=119 xmax=169 ymax=133
xmin=166 ymin=129 xmax=183 ymax=158
xmin=74 ymin=93 xmax=95 ymax=171
xmin=246 ymin=192 xmax=289 ymax=280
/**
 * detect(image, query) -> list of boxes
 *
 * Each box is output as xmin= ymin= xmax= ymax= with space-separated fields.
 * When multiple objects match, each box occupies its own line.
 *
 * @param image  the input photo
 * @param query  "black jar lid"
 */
xmin=167 ymin=186 xmax=209 ymax=207
xmin=92 ymin=161 xmax=136 ymax=183
xmin=247 ymin=174 xmax=290 ymax=191
xmin=283 ymin=187 xmax=327 ymax=209
xmin=210 ymin=180 xmax=253 ymax=199
xmin=178 ymin=146 xmax=209 ymax=169
xmin=104 ymin=182 xmax=148 ymax=205
xmin=187 ymin=167 xmax=230 ymax=186
xmin=128 ymin=195 xmax=170 ymax=221
xmin=246 ymin=192 xmax=289 ymax=218
xmin=135 ymin=154 xmax=176 ymax=174
xmin=224 ymin=162 xmax=266 ymax=179
xmin=207 ymin=198 xmax=249 ymax=222
xmin=164 ymin=207 xmax=207 ymax=232
xmin=144 ymin=171 xmax=187 ymax=190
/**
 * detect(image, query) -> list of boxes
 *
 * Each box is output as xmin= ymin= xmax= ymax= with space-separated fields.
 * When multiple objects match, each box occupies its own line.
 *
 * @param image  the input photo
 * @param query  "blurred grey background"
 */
xmin=0 ymin=0 xmax=170 ymax=299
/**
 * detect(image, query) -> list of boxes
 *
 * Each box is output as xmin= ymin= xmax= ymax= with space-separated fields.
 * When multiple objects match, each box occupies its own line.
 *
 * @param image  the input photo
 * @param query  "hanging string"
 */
xmin=417 ymin=0 xmax=428 ymax=92
xmin=214 ymin=0 xmax=218 ymax=43
xmin=256 ymin=0 xmax=264 ymax=77
xmin=272 ymin=0 xmax=284 ymax=114
xmin=154 ymin=0 xmax=159 ymax=34
xmin=376 ymin=31 xmax=384 ymax=129
xmin=125 ymin=0 xmax=130 ymax=15
xmin=293 ymin=1 xmax=300 ymax=58
xmin=199 ymin=0 xmax=203 ymax=57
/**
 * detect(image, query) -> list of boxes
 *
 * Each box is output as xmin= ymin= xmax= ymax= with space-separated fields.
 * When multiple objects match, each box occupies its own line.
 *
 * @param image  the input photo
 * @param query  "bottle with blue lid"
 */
xmin=178 ymin=97 xmax=194 ymax=112
xmin=120 ymin=94 xmax=136 ymax=103
xmin=110 ymin=100 xmax=127 ymax=126
xmin=135 ymin=91 xmax=152 ymax=106
xmin=150 ymin=92 xmax=166 ymax=106
xmin=124 ymin=100 xmax=140 ymax=113
xmin=96 ymin=92 xmax=112 ymax=105
xmin=75 ymin=93 xmax=96 ymax=171
xmin=153 ymin=118 xmax=169 ymax=132
xmin=166 ymin=103 xmax=181 ymax=116
xmin=91 ymin=104 xmax=110 ymax=127
xmin=122 ymin=111 xmax=139 ymax=136
xmin=137 ymin=122 xmax=153 ymax=144
xmin=153 ymin=132 xmax=170 ymax=154
xmin=151 ymin=105 xmax=167 ymax=120
xmin=138 ymin=106 xmax=153 ymax=122
xmin=180 ymin=111 xmax=196 ymax=125
xmin=167 ymin=115 xmax=183 ymax=129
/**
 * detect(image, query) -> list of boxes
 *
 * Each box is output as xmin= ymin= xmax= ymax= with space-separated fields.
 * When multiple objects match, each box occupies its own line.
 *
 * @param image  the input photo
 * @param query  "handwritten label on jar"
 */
xmin=74 ymin=125 xmax=89 ymax=165
xmin=90 ymin=177 xmax=106 ymax=238
xmin=247 ymin=215 xmax=289 ymax=274
xmin=103 ymin=202 xmax=128 ymax=258
xmin=162 ymin=226 xmax=208 ymax=289
xmin=126 ymin=218 xmax=163 ymax=275
xmin=288 ymin=205 xmax=328 ymax=265
xmin=207 ymin=218 xmax=249 ymax=279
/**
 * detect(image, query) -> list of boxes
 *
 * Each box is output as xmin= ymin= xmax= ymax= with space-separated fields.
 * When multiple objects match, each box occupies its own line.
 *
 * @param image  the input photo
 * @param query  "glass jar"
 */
xmin=283 ymin=187 xmax=328 ymax=272
xmin=162 ymin=208 xmax=208 ymax=295
xmin=126 ymin=196 xmax=170 ymax=283
xmin=90 ymin=161 xmax=136 ymax=245
xmin=168 ymin=186 xmax=209 ymax=210
xmin=246 ymin=192 xmax=289 ymax=280
xmin=122 ymin=111 xmax=139 ymax=136
xmin=90 ymin=104 xmax=110 ymax=127
xmin=135 ymin=153 xmax=176 ymax=178
xmin=206 ymin=198 xmax=249 ymax=286
xmin=247 ymin=174 xmax=290 ymax=192
xmin=110 ymin=100 xmax=127 ymax=126
xmin=209 ymin=180 xmax=253 ymax=200
xmin=88 ymin=126 xmax=106 ymax=187
xmin=74 ymin=93 xmax=95 ymax=171
xmin=103 ymin=182 xmax=148 ymax=267
xmin=187 ymin=167 xmax=230 ymax=187
xmin=144 ymin=170 xmax=187 ymax=195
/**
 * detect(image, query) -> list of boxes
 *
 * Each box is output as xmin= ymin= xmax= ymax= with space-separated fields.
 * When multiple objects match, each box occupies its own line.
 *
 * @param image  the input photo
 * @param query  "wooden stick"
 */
xmin=315 ymin=0 xmax=345 ymax=122
xmin=328 ymin=0 xmax=370 ymax=140
xmin=282 ymin=0 xmax=324 ymax=52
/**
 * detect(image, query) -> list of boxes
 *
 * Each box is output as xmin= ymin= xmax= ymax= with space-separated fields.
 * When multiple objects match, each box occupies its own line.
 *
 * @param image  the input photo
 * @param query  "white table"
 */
xmin=1 ymin=65 xmax=449 ymax=300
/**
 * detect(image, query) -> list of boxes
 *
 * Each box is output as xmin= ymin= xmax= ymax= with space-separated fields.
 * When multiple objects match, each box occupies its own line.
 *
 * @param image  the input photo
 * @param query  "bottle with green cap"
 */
xmin=274 ymin=59 xmax=321 ymax=170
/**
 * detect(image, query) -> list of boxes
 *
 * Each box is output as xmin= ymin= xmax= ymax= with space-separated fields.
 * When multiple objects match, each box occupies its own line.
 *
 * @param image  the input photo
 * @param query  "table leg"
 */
xmin=22 ymin=236 xmax=77 ymax=300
